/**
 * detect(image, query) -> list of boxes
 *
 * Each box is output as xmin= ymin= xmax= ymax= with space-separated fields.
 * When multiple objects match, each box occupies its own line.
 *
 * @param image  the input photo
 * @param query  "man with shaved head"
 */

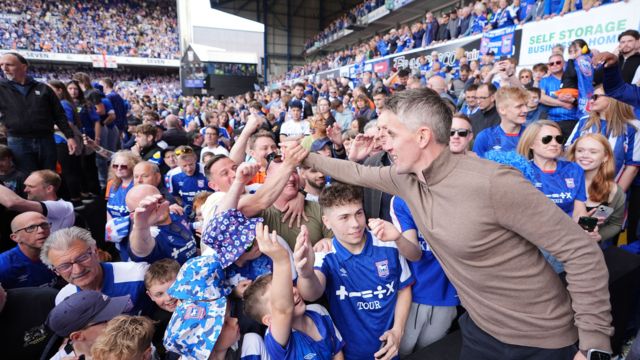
xmin=0 ymin=212 xmax=57 ymax=288
xmin=125 ymin=184 xmax=196 ymax=264
xmin=133 ymin=161 xmax=178 ymax=205
xmin=161 ymin=114 xmax=188 ymax=147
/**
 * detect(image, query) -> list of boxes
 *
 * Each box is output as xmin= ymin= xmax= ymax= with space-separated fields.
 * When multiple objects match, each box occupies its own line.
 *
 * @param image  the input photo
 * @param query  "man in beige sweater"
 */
xmin=295 ymin=88 xmax=613 ymax=360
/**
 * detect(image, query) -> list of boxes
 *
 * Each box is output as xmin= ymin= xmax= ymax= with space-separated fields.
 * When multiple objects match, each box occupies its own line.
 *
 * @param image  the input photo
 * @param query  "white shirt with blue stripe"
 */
xmin=314 ymin=230 xmax=414 ymax=360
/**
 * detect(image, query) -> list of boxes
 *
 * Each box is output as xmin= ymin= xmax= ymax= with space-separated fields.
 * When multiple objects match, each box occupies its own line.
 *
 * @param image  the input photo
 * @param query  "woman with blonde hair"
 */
xmin=567 ymin=134 xmax=626 ymax=246
xmin=106 ymin=150 xmax=141 ymax=221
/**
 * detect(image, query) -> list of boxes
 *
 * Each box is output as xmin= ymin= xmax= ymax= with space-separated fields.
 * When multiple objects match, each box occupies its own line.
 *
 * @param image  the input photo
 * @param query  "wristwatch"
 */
xmin=586 ymin=349 xmax=612 ymax=360
xmin=298 ymin=188 xmax=308 ymax=197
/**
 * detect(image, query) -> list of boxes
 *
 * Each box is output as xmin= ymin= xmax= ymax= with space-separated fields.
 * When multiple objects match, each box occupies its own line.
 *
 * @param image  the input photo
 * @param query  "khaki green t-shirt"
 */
xmin=261 ymin=201 xmax=333 ymax=250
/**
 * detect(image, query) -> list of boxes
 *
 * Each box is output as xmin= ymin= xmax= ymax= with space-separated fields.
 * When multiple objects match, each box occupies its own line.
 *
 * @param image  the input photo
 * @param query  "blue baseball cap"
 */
xmin=311 ymin=137 xmax=332 ymax=153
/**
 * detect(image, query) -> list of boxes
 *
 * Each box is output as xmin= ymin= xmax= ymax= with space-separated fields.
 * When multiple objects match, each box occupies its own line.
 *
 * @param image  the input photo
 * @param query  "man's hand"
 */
xmin=592 ymin=51 xmax=618 ymax=68
xmin=293 ymin=225 xmax=315 ymax=277
xmin=326 ymin=123 xmax=343 ymax=146
xmin=255 ymin=223 xmax=289 ymax=262
xmin=368 ymin=218 xmax=402 ymax=242
xmin=67 ymin=138 xmax=78 ymax=155
xmin=281 ymin=192 xmax=308 ymax=228
xmin=169 ymin=203 xmax=184 ymax=216
xmin=348 ymin=134 xmax=375 ymax=162
xmin=374 ymin=329 xmax=402 ymax=360
xmin=282 ymin=143 xmax=309 ymax=167
xmin=235 ymin=162 xmax=261 ymax=185
xmin=132 ymin=194 xmax=167 ymax=228
xmin=244 ymin=114 xmax=264 ymax=135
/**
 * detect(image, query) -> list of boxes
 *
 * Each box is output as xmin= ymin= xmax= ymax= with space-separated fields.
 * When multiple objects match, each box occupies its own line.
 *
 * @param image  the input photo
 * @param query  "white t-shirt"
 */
xmin=43 ymin=199 xmax=75 ymax=231
xmin=200 ymin=145 xmax=230 ymax=164
xmin=280 ymin=120 xmax=311 ymax=139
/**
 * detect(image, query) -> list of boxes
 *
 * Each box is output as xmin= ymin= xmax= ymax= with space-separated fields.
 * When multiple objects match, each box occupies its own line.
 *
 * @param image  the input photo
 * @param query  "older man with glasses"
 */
xmin=539 ymin=53 xmax=578 ymax=139
xmin=41 ymin=226 xmax=152 ymax=315
xmin=0 ymin=212 xmax=57 ymax=289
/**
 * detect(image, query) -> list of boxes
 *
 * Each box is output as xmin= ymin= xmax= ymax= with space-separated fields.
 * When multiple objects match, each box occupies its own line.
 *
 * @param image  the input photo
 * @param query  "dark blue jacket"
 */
xmin=603 ymin=64 xmax=640 ymax=108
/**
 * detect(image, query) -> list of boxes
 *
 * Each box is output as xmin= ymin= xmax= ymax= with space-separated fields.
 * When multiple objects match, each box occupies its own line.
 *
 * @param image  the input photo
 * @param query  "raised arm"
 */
xmin=229 ymin=114 xmax=263 ymax=165
xmin=0 ymin=184 xmax=43 ymax=213
xmin=216 ymin=162 xmax=260 ymax=215
xmin=293 ymin=225 xmax=326 ymax=301
xmin=255 ymin=223 xmax=294 ymax=346
xmin=129 ymin=194 xmax=165 ymax=258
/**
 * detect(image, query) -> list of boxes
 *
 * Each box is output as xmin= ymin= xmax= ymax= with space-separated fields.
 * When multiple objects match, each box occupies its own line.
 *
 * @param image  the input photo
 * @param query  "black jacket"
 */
xmin=470 ymin=105 xmax=501 ymax=136
xmin=0 ymin=78 xmax=74 ymax=138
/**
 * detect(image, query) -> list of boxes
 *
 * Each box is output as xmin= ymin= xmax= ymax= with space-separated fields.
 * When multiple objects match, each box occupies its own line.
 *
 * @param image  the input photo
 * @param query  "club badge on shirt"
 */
xmin=198 ymin=180 xmax=205 ymax=187
xmin=375 ymin=260 xmax=389 ymax=278
xmin=565 ymin=178 xmax=575 ymax=188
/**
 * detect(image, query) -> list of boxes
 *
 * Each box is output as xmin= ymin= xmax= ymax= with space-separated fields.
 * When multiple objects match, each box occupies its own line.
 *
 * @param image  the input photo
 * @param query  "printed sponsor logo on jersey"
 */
xmin=304 ymin=353 xmax=318 ymax=359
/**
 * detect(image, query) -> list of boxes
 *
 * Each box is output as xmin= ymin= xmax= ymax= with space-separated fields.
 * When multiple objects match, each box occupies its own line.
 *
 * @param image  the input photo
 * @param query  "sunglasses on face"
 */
xmin=450 ymin=129 xmax=470 ymax=137
xmin=590 ymin=94 xmax=605 ymax=101
xmin=111 ymin=164 xmax=128 ymax=170
xmin=541 ymin=135 xmax=565 ymax=145
xmin=548 ymin=60 xmax=563 ymax=66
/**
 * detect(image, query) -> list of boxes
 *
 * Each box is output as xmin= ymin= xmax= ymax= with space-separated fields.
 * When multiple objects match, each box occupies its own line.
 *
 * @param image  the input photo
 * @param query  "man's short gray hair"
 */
xmin=40 ymin=227 xmax=97 ymax=267
xmin=385 ymin=88 xmax=452 ymax=145
xmin=363 ymin=120 xmax=378 ymax=133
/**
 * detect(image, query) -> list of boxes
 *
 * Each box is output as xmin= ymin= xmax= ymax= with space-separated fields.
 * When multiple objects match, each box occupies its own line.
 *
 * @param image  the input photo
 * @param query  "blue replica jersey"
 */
xmin=314 ymin=230 xmax=414 ymax=360
xmin=574 ymin=54 xmax=594 ymax=119
xmin=469 ymin=15 xmax=488 ymax=34
xmin=56 ymin=262 xmax=153 ymax=315
xmin=106 ymin=91 xmax=128 ymax=129
xmin=106 ymin=181 xmax=134 ymax=218
xmin=460 ymin=104 xmax=479 ymax=116
xmin=530 ymin=160 xmax=587 ymax=216
xmin=226 ymin=254 xmax=273 ymax=282
xmin=79 ymin=106 xmax=100 ymax=139
xmin=390 ymin=197 xmax=459 ymax=306
xmin=128 ymin=213 xmax=197 ymax=265
xmin=54 ymin=100 xmax=75 ymax=144
xmin=491 ymin=7 xmax=516 ymax=28
xmin=170 ymin=166 xmax=212 ymax=218
xmin=472 ymin=124 xmax=525 ymax=158
xmin=568 ymin=117 xmax=640 ymax=179
xmin=0 ymin=246 xmax=57 ymax=289
xmin=100 ymin=98 xmax=115 ymax=127
xmin=539 ymin=76 xmax=577 ymax=121
xmin=264 ymin=304 xmax=344 ymax=360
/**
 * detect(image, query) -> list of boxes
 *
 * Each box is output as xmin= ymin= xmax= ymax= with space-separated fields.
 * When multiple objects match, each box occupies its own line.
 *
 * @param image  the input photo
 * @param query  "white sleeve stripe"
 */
xmin=389 ymin=197 xmax=402 ymax=231
xmin=399 ymin=254 xmax=412 ymax=283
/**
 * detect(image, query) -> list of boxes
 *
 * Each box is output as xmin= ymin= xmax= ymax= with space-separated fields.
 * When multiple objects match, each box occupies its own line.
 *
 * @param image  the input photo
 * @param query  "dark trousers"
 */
xmin=558 ymin=120 xmax=578 ymax=143
xmin=627 ymin=185 xmax=640 ymax=244
xmin=80 ymin=152 xmax=101 ymax=195
xmin=458 ymin=312 xmax=577 ymax=360
xmin=7 ymin=136 xmax=57 ymax=174
xmin=55 ymin=143 xmax=83 ymax=200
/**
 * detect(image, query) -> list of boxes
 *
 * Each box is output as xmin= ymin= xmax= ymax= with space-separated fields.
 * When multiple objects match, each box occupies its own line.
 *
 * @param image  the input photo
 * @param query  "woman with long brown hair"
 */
xmin=567 ymin=134 xmax=626 ymax=246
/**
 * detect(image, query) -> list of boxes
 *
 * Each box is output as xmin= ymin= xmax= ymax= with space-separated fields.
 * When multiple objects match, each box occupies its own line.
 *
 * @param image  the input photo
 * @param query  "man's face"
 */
xmin=177 ymin=155 xmax=197 ymax=176
xmin=300 ymin=167 xmax=325 ymax=191
xmin=460 ymin=69 xmax=469 ymax=82
xmin=377 ymin=110 xmax=423 ymax=174
xmin=449 ymin=117 xmax=473 ymax=154
xmin=249 ymin=137 xmax=278 ymax=166
xmin=322 ymin=203 xmax=366 ymax=247
xmin=204 ymin=129 xmax=219 ymax=147
xmin=548 ymin=55 xmax=564 ymax=76
xmin=293 ymin=86 xmax=304 ymax=99
xmin=266 ymin=161 xmax=299 ymax=201
xmin=47 ymin=240 xmax=101 ymax=289
xmin=135 ymin=133 xmax=153 ymax=149
xmin=24 ymin=174 xmax=49 ymax=201
xmin=133 ymin=164 xmax=161 ymax=186
xmin=527 ymin=92 xmax=540 ymax=108
xmin=499 ymin=98 xmax=528 ymax=126
xmin=290 ymin=107 xmax=302 ymax=121
xmin=373 ymin=94 xmax=386 ymax=110
xmin=465 ymin=90 xmax=477 ymax=107
xmin=208 ymin=158 xmax=237 ymax=192
xmin=476 ymin=86 xmax=494 ymax=111
xmin=147 ymin=279 xmax=178 ymax=312
xmin=619 ymin=35 xmax=637 ymax=56
xmin=0 ymin=54 xmax=27 ymax=82
xmin=11 ymin=213 xmax=50 ymax=251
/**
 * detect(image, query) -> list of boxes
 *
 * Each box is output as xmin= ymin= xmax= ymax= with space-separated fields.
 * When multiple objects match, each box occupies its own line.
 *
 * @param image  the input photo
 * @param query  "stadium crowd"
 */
xmin=288 ymin=0 xmax=618 ymax=82
xmin=2 ymin=2 xmax=640 ymax=360
xmin=0 ymin=0 xmax=180 ymax=59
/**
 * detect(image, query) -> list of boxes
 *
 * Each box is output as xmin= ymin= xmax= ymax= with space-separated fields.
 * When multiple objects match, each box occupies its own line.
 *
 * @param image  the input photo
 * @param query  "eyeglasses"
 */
xmin=13 ymin=222 xmax=51 ymax=234
xmin=541 ymin=135 xmax=565 ymax=145
xmin=111 ymin=164 xmax=129 ymax=170
xmin=590 ymin=94 xmax=606 ymax=101
xmin=450 ymin=129 xmax=470 ymax=137
xmin=175 ymin=147 xmax=194 ymax=156
xmin=53 ymin=248 xmax=94 ymax=273
xmin=548 ymin=60 xmax=563 ymax=66
xmin=476 ymin=95 xmax=490 ymax=100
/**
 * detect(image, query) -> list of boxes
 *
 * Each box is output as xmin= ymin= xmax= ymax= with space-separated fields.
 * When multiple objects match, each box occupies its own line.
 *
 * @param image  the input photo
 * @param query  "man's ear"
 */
xmin=9 ymin=233 xmax=19 ymax=244
xmin=417 ymin=127 xmax=432 ymax=149
xmin=321 ymin=214 xmax=331 ymax=230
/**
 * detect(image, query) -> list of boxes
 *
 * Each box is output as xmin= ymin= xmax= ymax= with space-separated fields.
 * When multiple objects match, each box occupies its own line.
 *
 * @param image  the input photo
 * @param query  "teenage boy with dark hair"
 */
xmin=244 ymin=223 xmax=345 ymax=359
xmin=295 ymin=183 xmax=414 ymax=360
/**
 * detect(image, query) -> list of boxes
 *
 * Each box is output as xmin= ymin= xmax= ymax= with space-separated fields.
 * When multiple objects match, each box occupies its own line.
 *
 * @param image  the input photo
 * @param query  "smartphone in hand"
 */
xmin=578 ymin=216 xmax=598 ymax=232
